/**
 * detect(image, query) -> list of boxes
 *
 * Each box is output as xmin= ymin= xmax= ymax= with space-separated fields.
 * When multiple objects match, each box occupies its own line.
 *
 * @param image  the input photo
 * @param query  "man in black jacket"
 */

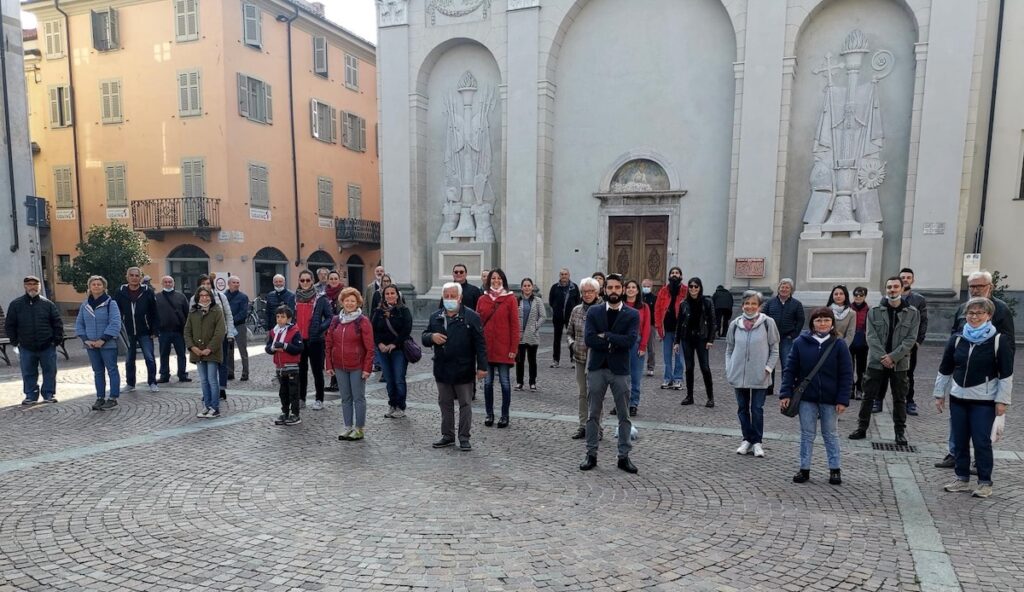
xmin=641 ymin=279 xmax=658 ymax=376
xmin=438 ymin=264 xmax=481 ymax=311
xmin=5 ymin=276 xmax=63 ymax=405
xmin=265 ymin=274 xmax=296 ymax=333
xmin=579 ymin=274 xmax=640 ymax=474
xmin=762 ymin=278 xmax=804 ymax=397
xmin=548 ymin=268 xmax=581 ymax=368
xmin=424 ymin=282 xmax=488 ymax=451
xmin=114 ymin=267 xmax=159 ymax=393
xmin=155 ymin=276 xmax=191 ymax=383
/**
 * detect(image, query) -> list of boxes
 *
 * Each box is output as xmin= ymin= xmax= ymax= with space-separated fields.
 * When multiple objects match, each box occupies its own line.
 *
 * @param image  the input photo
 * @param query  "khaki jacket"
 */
xmin=866 ymin=301 xmax=919 ymax=371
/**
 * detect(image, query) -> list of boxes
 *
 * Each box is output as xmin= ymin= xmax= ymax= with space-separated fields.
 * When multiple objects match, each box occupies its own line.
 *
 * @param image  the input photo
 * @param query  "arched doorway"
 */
xmin=307 ymin=250 xmax=336 ymax=274
xmin=254 ymin=247 xmax=288 ymax=296
xmin=167 ymin=244 xmax=210 ymax=299
xmin=346 ymin=254 xmax=364 ymax=290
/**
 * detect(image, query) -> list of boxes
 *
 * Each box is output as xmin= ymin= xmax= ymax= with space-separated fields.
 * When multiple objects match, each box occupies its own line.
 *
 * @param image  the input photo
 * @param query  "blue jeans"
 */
xmin=769 ymin=336 xmax=794 ymax=395
xmin=158 ymin=332 xmax=187 ymax=380
xmin=19 ymin=346 xmax=57 ymax=401
xmin=198 ymin=361 xmax=220 ymax=411
xmin=661 ymin=330 xmax=684 ymax=382
xmin=86 ymin=347 xmax=120 ymax=399
xmin=125 ymin=334 xmax=157 ymax=387
xmin=950 ymin=398 xmax=995 ymax=484
xmin=629 ymin=341 xmax=643 ymax=407
xmin=798 ymin=401 xmax=841 ymax=470
xmin=380 ymin=348 xmax=408 ymax=410
xmin=735 ymin=388 xmax=767 ymax=444
xmin=484 ymin=363 xmax=512 ymax=418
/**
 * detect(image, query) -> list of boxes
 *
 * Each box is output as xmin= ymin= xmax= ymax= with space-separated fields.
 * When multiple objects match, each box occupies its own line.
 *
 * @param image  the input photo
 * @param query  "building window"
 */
xmin=57 ymin=255 xmax=71 ymax=282
xmin=310 ymin=99 xmax=337 ymax=143
xmin=318 ymin=177 xmax=333 ymax=218
xmin=43 ymin=20 xmax=64 ymax=59
xmin=47 ymin=86 xmax=73 ymax=128
xmin=100 ymin=79 xmax=123 ymax=124
xmin=182 ymin=158 xmax=205 ymax=197
xmin=248 ymin=163 xmax=269 ymax=209
xmin=104 ymin=163 xmax=127 ymax=208
xmin=344 ymin=54 xmax=359 ymax=90
xmin=178 ymin=69 xmax=202 ymax=116
xmin=91 ymin=8 xmax=120 ymax=51
xmin=313 ymin=36 xmax=328 ymax=77
xmin=342 ymin=112 xmax=366 ymax=152
xmin=237 ymin=74 xmax=272 ymax=124
xmin=175 ymin=0 xmax=200 ymax=42
xmin=242 ymin=2 xmax=262 ymax=49
xmin=347 ymin=184 xmax=361 ymax=219
xmin=53 ymin=166 xmax=73 ymax=208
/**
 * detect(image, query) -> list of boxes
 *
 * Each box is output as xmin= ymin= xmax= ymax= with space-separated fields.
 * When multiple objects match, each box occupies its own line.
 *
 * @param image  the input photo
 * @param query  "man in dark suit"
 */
xmin=579 ymin=274 xmax=640 ymax=474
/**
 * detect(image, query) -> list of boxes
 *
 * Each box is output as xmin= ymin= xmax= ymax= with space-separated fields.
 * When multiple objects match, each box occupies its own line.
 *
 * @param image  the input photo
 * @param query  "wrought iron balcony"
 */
xmin=335 ymin=217 xmax=381 ymax=246
xmin=131 ymin=197 xmax=220 ymax=241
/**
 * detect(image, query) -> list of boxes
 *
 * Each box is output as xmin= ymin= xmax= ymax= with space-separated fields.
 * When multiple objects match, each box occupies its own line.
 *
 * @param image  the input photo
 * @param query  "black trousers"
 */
xmin=716 ymin=309 xmax=732 ymax=337
xmin=849 ymin=344 xmax=868 ymax=393
xmin=681 ymin=337 xmax=714 ymax=400
xmin=873 ymin=346 xmax=919 ymax=405
xmin=552 ymin=321 xmax=566 ymax=363
xmin=298 ymin=340 xmax=326 ymax=402
xmin=858 ymin=367 xmax=908 ymax=433
xmin=278 ymin=369 xmax=300 ymax=415
xmin=515 ymin=344 xmax=538 ymax=386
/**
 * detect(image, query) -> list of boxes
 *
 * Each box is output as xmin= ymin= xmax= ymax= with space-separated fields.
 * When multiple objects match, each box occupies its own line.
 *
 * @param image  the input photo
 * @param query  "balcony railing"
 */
xmin=335 ymin=217 xmax=381 ymax=246
xmin=131 ymin=197 xmax=221 ymax=241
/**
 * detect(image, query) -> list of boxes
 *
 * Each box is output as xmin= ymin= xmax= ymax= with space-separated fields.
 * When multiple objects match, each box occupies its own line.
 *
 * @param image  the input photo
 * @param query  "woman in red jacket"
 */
xmin=476 ymin=268 xmax=520 ymax=428
xmin=623 ymin=280 xmax=651 ymax=416
xmin=325 ymin=287 xmax=374 ymax=441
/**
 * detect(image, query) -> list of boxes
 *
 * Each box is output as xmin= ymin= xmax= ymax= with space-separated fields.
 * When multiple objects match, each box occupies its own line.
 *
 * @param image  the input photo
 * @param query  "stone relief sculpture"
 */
xmin=377 ymin=0 xmax=408 ymax=27
xmin=610 ymin=159 xmax=670 ymax=193
xmin=437 ymin=70 xmax=497 ymax=243
xmin=802 ymin=29 xmax=893 ymax=239
xmin=426 ymin=0 xmax=491 ymax=25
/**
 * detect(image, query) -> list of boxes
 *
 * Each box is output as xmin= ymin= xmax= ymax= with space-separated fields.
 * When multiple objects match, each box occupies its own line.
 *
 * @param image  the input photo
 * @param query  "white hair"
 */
xmin=273 ymin=274 xmax=285 ymax=282
xmin=778 ymin=278 xmax=795 ymax=289
xmin=967 ymin=270 xmax=993 ymax=284
xmin=442 ymin=281 xmax=462 ymax=298
xmin=579 ymin=277 xmax=600 ymax=291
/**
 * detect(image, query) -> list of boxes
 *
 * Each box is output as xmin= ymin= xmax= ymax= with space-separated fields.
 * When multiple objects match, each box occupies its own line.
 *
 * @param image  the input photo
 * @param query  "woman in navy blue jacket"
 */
xmin=779 ymin=307 xmax=853 ymax=485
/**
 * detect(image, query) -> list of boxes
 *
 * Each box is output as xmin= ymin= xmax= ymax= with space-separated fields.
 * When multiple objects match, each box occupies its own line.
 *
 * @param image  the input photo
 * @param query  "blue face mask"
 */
xmin=641 ymin=287 xmax=651 ymax=295
xmin=443 ymin=299 xmax=459 ymax=312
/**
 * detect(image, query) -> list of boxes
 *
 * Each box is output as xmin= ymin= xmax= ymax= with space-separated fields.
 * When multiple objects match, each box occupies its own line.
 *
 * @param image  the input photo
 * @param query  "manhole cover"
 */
xmin=871 ymin=442 xmax=917 ymax=453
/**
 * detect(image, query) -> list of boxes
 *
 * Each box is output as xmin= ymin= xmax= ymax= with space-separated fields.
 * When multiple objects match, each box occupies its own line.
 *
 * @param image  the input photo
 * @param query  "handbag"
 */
xmin=781 ymin=338 xmax=837 ymax=418
xmin=384 ymin=313 xmax=421 ymax=363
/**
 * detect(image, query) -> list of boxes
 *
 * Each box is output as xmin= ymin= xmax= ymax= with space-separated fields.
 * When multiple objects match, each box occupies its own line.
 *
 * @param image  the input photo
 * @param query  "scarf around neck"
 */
xmin=295 ymin=286 xmax=317 ymax=303
xmin=962 ymin=321 xmax=996 ymax=344
xmin=339 ymin=309 xmax=362 ymax=324
xmin=830 ymin=303 xmax=851 ymax=321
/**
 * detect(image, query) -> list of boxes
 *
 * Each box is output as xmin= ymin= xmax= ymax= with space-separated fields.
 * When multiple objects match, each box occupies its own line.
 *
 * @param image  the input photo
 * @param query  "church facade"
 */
xmin=377 ymin=0 xmax=1007 ymax=310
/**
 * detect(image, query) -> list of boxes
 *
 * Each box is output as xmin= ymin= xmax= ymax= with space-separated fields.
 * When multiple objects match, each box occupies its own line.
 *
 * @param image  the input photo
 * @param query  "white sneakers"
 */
xmin=736 ymin=441 xmax=766 ymax=457
xmin=391 ymin=409 xmax=406 ymax=419
xmin=310 ymin=400 xmax=324 ymax=411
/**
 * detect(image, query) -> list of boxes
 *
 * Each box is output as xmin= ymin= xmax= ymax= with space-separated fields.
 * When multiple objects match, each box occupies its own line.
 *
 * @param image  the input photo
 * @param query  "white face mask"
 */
xmin=442 ymin=299 xmax=459 ymax=312
xmin=886 ymin=293 xmax=901 ymax=302
xmin=163 ymin=287 xmax=174 ymax=293
xmin=641 ymin=287 xmax=651 ymax=295
xmin=274 ymin=286 xmax=285 ymax=293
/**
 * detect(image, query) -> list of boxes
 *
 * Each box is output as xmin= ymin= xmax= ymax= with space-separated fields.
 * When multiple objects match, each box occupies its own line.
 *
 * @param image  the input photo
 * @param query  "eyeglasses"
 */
xmin=965 ymin=310 xmax=989 ymax=317
xmin=688 ymin=285 xmax=699 ymax=289
xmin=453 ymin=270 xmax=466 ymax=275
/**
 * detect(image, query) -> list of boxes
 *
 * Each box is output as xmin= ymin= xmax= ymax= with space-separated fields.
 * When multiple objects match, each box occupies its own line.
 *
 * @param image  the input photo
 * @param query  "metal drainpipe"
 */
xmin=973 ymin=0 xmax=1006 ymax=254
xmin=0 ymin=2 xmax=20 ymax=252
xmin=54 ymin=0 xmax=85 ymax=244
xmin=283 ymin=6 xmax=301 ymax=267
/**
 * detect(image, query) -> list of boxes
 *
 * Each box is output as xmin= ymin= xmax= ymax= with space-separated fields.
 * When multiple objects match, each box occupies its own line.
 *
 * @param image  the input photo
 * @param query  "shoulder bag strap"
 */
xmin=799 ymin=339 xmax=838 ymax=388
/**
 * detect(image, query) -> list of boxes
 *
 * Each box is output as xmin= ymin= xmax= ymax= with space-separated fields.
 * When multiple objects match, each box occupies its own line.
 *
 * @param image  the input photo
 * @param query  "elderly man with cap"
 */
xmin=5 ymin=276 xmax=64 ymax=405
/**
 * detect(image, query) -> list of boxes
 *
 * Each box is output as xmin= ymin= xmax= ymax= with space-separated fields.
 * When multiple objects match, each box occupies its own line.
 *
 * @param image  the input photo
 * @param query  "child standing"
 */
xmin=266 ymin=305 xmax=304 ymax=425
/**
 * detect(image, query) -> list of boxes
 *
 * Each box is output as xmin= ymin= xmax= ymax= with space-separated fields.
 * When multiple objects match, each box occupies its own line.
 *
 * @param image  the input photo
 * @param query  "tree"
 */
xmin=58 ymin=222 xmax=151 ymax=293
xmin=991 ymin=270 xmax=1018 ymax=318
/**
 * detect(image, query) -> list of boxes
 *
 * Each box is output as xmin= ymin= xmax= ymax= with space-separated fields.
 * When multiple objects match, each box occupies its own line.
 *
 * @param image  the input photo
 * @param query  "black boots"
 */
xmin=895 ymin=431 xmax=908 ymax=446
xmin=792 ymin=469 xmax=810 ymax=483
xmin=829 ymin=469 xmax=842 ymax=485
xmin=579 ymin=455 xmax=598 ymax=471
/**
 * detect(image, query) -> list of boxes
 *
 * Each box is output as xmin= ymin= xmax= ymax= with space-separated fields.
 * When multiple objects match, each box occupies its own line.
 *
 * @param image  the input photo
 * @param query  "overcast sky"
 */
xmin=21 ymin=0 xmax=379 ymax=44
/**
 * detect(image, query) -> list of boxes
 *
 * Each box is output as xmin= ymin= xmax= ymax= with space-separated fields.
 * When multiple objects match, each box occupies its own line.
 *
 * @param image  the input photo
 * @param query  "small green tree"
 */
xmin=58 ymin=222 xmax=151 ymax=293
xmin=991 ymin=270 xmax=1018 ymax=317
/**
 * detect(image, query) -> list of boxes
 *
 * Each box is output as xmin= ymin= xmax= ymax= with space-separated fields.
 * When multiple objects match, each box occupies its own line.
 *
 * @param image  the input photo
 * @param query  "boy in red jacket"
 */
xmin=266 ymin=305 xmax=304 ymax=425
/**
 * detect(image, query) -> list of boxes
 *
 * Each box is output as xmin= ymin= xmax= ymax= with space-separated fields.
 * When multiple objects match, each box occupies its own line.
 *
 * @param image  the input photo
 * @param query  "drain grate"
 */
xmin=871 ymin=442 xmax=917 ymax=453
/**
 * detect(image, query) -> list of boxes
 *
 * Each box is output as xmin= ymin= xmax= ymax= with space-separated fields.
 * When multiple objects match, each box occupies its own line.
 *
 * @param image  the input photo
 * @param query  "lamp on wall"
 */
xmin=215 ymin=253 xmax=224 ymax=262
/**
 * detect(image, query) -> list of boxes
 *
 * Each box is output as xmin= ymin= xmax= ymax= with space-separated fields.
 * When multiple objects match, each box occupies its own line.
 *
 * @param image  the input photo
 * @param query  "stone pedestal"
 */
xmin=796 ymin=236 xmax=883 ymax=294
xmin=425 ymin=242 xmax=497 ymax=298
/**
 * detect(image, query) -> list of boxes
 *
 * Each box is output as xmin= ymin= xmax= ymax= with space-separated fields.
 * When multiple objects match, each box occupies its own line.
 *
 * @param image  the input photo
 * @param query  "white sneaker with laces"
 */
xmin=149 ymin=383 xmax=159 ymax=393
xmin=196 ymin=408 xmax=210 ymax=418
xmin=944 ymin=479 xmax=973 ymax=493
xmin=752 ymin=443 xmax=765 ymax=458
xmin=972 ymin=484 xmax=993 ymax=498
xmin=310 ymin=400 xmax=324 ymax=411
xmin=383 ymin=406 xmax=395 ymax=418
xmin=736 ymin=440 xmax=751 ymax=455
xmin=392 ymin=409 xmax=406 ymax=419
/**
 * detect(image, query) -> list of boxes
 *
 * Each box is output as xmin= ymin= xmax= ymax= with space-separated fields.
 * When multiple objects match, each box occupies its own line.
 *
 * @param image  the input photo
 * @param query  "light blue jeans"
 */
xmin=629 ymin=341 xmax=643 ymax=407
xmin=198 ymin=361 xmax=219 ymax=411
xmin=798 ymin=401 xmax=841 ymax=470
xmin=86 ymin=347 xmax=120 ymax=400
xmin=661 ymin=330 xmax=684 ymax=382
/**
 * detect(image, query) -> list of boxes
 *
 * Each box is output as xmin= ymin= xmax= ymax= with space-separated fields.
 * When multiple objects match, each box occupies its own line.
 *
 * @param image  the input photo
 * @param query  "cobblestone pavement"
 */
xmin=0 ymin=334 xmax=1021 ymax=591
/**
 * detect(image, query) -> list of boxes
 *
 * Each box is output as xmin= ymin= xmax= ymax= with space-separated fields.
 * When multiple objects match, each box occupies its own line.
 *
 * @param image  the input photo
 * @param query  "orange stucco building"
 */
xmin=23 ymin=0 xmax=379 ymax=309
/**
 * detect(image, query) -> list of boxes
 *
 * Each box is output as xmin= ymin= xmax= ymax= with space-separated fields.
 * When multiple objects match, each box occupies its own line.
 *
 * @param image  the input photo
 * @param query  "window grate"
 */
xmin=871 ymin=442 xmax=917 ymax=453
